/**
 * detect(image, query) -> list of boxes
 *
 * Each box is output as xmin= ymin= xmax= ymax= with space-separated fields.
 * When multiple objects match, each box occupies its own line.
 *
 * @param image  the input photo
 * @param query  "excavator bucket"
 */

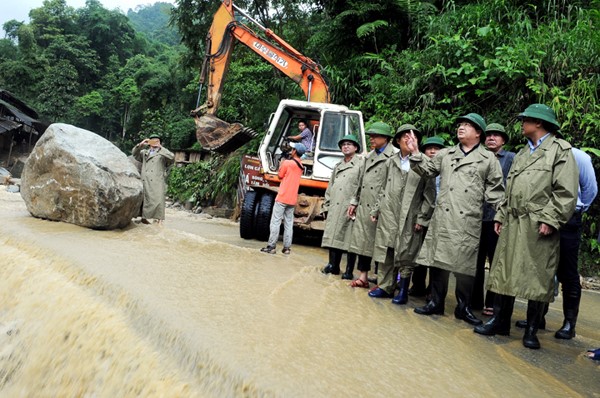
xmin=194 ymin=114 xmax=258 ymax=154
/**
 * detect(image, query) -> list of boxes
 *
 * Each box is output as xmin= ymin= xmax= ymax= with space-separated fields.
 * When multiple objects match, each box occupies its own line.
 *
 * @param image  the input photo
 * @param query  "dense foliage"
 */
xmin=1 ymin=0 xmax=599 ymax=273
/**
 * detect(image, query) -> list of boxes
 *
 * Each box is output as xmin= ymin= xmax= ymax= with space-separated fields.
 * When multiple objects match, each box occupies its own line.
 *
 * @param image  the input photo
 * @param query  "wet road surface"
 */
xmin=1 ymin=190 xmax=599 ymax=397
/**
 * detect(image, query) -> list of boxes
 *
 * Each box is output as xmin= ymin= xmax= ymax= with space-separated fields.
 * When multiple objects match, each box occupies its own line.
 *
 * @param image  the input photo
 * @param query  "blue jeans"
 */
xmin=268 ymin=201 xmax=295 ymax=248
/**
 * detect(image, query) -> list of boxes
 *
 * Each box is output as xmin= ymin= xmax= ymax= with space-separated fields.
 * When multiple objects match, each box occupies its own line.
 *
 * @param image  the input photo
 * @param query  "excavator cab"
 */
xmin=259 ymin=99 xmax=366 ymax=182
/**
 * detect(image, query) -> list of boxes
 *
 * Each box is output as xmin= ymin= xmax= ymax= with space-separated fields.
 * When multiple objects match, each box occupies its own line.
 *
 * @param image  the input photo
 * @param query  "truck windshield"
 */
xmin=318 ymin=112 xmax=361 ymax=152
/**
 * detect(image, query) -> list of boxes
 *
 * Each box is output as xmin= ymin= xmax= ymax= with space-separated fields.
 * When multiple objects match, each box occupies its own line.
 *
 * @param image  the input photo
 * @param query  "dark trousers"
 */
xmin=430 ymin=267 xmax=475 ymax=308
xmin=557 ymin=212 xmax=583 ymax=297
xmin=329 ymin=248 xmax=357 ymax=269
xmin=473 ymin=221 xmax=498 ymax=310
xmin=538 ymin=212 xmax=583 ymax=322
xmin=357 ymin=255 xmax=372 ymax=272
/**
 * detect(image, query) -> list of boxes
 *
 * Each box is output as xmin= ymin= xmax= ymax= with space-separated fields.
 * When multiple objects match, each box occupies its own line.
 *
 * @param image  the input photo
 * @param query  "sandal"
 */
xmin=482 ymin=307 xmax=494 ymax=316
xmin=586 ymin=348 xmax=600 ymax=361
xmin=349 ymin=279 xmax=369 ymax=289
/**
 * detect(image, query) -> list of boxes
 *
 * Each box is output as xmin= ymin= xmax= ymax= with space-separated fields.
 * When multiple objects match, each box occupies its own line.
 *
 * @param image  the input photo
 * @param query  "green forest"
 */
xmin=1 ymin=0 xmax=599 ymax=273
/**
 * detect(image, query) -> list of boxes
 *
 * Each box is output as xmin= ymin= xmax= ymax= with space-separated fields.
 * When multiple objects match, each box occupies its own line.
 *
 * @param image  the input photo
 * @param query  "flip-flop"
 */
xmin=350 ymin=279 xmax=369 ymax=289
xmin=586 ymin=348 xmax=600 ymax=361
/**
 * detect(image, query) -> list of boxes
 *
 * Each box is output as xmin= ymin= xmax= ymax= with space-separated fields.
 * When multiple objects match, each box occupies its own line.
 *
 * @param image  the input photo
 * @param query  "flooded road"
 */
xmin=1 ymin=189 xmax=599 ymax=397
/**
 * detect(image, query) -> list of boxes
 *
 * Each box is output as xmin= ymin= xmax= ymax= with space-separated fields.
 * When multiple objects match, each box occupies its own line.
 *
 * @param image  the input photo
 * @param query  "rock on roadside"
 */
xmin=20 ymin=123 xmax=143 ymax=229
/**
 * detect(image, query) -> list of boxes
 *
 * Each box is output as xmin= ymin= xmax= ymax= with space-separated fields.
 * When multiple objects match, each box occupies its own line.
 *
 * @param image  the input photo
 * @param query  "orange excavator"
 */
xmin=191 ymin=0 xmax=330 ymax=153
xmin=192 ymin=0 xmax=367 ymax=240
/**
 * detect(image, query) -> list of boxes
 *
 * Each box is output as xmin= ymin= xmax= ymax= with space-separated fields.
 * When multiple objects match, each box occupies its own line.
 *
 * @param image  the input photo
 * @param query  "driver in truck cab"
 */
xmin=289 ymin=120 xmax=314 ymax=158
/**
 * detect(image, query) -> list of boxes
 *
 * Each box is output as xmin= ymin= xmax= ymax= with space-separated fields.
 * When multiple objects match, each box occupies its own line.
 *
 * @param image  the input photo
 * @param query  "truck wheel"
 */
xmin=239 ymin=190 xmax=258 ymax=239
xmin=255 ymin=192 xmax=275 ymax=242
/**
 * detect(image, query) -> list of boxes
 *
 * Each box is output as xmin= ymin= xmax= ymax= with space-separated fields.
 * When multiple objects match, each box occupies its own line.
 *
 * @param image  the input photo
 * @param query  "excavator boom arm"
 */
xmin=197 ymin=0 xmax=330 ymax=116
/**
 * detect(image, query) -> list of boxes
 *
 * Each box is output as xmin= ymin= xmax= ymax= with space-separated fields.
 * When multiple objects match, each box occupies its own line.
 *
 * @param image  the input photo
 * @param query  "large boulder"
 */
xmin=21 ymin=123 xmax=143 ymax=229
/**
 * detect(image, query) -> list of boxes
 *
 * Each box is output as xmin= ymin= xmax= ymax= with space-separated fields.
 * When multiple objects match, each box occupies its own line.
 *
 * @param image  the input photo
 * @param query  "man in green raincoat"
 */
xmin=132 ymin=134 xmax=174 ymax=224
xmin=474 ymin=104 xmax=578 ymax=350
xmin=347 ymin=122 xmax=396 ymax=289
xmin=321 ymin=134 xmax=364 ymax=279
xmin=368 ymin=124 xmax=436 ymax=305
xmin=405 ymin=113 xmax=504 ymax=326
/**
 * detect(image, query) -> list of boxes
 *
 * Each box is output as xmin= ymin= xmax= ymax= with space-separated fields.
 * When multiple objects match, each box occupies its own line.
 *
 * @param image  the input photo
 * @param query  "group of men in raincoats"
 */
xmin=320 ymin=103 xmax=596 ymax=350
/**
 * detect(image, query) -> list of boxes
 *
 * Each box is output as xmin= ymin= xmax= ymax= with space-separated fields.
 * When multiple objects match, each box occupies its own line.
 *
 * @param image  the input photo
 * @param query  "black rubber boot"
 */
xmin=322 ymin=249 xmax=341 ymax=275
xmin=341 ymin=252 xmax=356 ymax=280
xmin=523 ymin=300 xmax=545 ymax=349
xmin=409 ymin=266 xmax=427 ymax=296
xmin=454 ymin=273 xmax=482 ymax=326
xmin=515 ymin=302 xmax=548 ymax=330
xmin=555 ymin=290 xmax=580 ymax=339
xmin=415 ymin=267 xmax=447 ymax=315
xmin=474 ymin=294 xmax=515 ymax=336
xmin=392 ymin=275 xmax=411 ymax=305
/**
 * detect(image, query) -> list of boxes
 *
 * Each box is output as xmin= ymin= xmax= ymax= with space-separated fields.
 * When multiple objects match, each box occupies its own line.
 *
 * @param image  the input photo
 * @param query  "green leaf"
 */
xmin=477 ymin=26 xmax=491 ymax=37
xmin=581 ymin=147 xmax=600 ymax=158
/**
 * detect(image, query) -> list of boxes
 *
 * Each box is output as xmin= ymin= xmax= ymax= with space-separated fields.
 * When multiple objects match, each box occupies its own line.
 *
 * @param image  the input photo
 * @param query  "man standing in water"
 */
xmin=474 ymin=104 xmax=578 ymax=350
xmin=132 ymin=134 xmax=174 ymax=225
xmin=472 ymin=123 xmax=515 ymax=315
xmin=405 ymin=113 xmax=504 ymax=326
xmin=347 ymin=122 xmax=396 ymax=289
xmin=368 ymin=125 xmax=436 ymax=305
xmin=513 ymin=145 xmax=597 ymax=339
xmin=260 ymin=142 xmax=306 ymax=255
xmin=409 ymin=136 xmax=445 ymax=297
xmin=321 ymin=135 xmax=363 ymax=278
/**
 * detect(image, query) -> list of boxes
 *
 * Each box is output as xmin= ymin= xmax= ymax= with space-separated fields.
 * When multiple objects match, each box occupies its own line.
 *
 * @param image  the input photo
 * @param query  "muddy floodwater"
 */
xmin=1 ymin=189 xmax=599 ymax=397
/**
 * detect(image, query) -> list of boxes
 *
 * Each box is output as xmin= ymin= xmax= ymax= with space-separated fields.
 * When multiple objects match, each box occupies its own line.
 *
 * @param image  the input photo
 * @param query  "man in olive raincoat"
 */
xmin=321 ymin=134 xmax=364 ymax=279
xmin=132 ymin=134 xmax=174 ymax=224
xmin=347 ymin=122 xmax=396 ymax=289
xmin=409 ymin=136 xmax=446 ymax=297
xmin=473 ymin=123 xmax=515 ymax=315
xmin=405 ymin=113 xmax=504 ymax=326
xmin=368 ymin=125 xmax=436 ymax=305
xmin=475 ymin=104 xmax=579 ymax=350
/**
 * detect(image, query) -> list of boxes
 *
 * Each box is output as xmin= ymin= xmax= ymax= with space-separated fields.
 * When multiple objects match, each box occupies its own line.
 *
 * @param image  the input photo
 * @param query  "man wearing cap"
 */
xmin=368 ymin=125 xmax=436 ymax=304
xmin=321 ymin=135 xmax=364 ymax=278
xmin=472 ymin=123 xmax=516 ymax=315
xmin=405 ymin=113 xmax=504 ymax=326
xmin=132 ymin=134 xmax=174 ymax=224
xmin=347 ymin=122 xmax=396 ymax=288
xmin=260 ymin=142 xmax=306 ymax=254
xmin=409 ymin=136 xmax=445 ymax=297
xmin=474 ymin=104 xmax=578 ymax=350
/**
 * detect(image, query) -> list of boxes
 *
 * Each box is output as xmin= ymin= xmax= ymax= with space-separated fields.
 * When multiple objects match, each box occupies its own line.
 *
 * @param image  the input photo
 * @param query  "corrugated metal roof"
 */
xmin=0 ymin=119 xmax=21 ymax=134
xmin=0 ymin=99 xmax=39 ymax=126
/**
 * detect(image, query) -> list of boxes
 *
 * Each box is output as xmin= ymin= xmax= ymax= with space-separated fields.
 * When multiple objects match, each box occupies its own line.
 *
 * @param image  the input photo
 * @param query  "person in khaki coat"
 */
xmin=368 ymin=125 xmax=436 ymax=305
xmin=405 ymin=113 xmax=504 ymax=326
xmin=347 ymin=122 xmax=396 ymax=289
xmin=132 ymin=134 xmax=174 ymax=224
xmin=321 ymin=134 xmax=364 ymax=279
xmin=474 ymin=104 xmax=579 ymax=350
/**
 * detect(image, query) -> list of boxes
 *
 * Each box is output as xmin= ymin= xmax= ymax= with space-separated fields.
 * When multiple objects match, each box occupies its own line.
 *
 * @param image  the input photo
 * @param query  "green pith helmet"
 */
xmin=365 ymin=121 xmax=393 ymax=138
xmin=148 ymin=133 xmax=162 ymax=140
xmin=393 ymin=123 xmax=421 ymax=149
xmin=517 ymin=103 xmax=560 ymax=131
xmin=485 ymin=123 xmax=510 ymax=144
xmin=421 ymin=136 xmax=446 ymax=151
xmin=457 ymin=113 xmax=487 ymax=132
xmin=338 ymin=134 xmax=361 ymax=152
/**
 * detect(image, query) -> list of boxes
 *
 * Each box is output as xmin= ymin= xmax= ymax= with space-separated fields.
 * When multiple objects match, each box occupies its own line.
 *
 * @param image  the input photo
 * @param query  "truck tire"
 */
xmin=239 ymin=190 xmax=258 ymax=239
xmin=255 ymin=192 xmax=275 ymax=242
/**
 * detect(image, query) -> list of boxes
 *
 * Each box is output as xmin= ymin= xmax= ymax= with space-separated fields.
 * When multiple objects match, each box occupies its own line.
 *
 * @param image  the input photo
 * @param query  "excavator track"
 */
xmin=194 ymin=114 xmax=258 ymax=154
